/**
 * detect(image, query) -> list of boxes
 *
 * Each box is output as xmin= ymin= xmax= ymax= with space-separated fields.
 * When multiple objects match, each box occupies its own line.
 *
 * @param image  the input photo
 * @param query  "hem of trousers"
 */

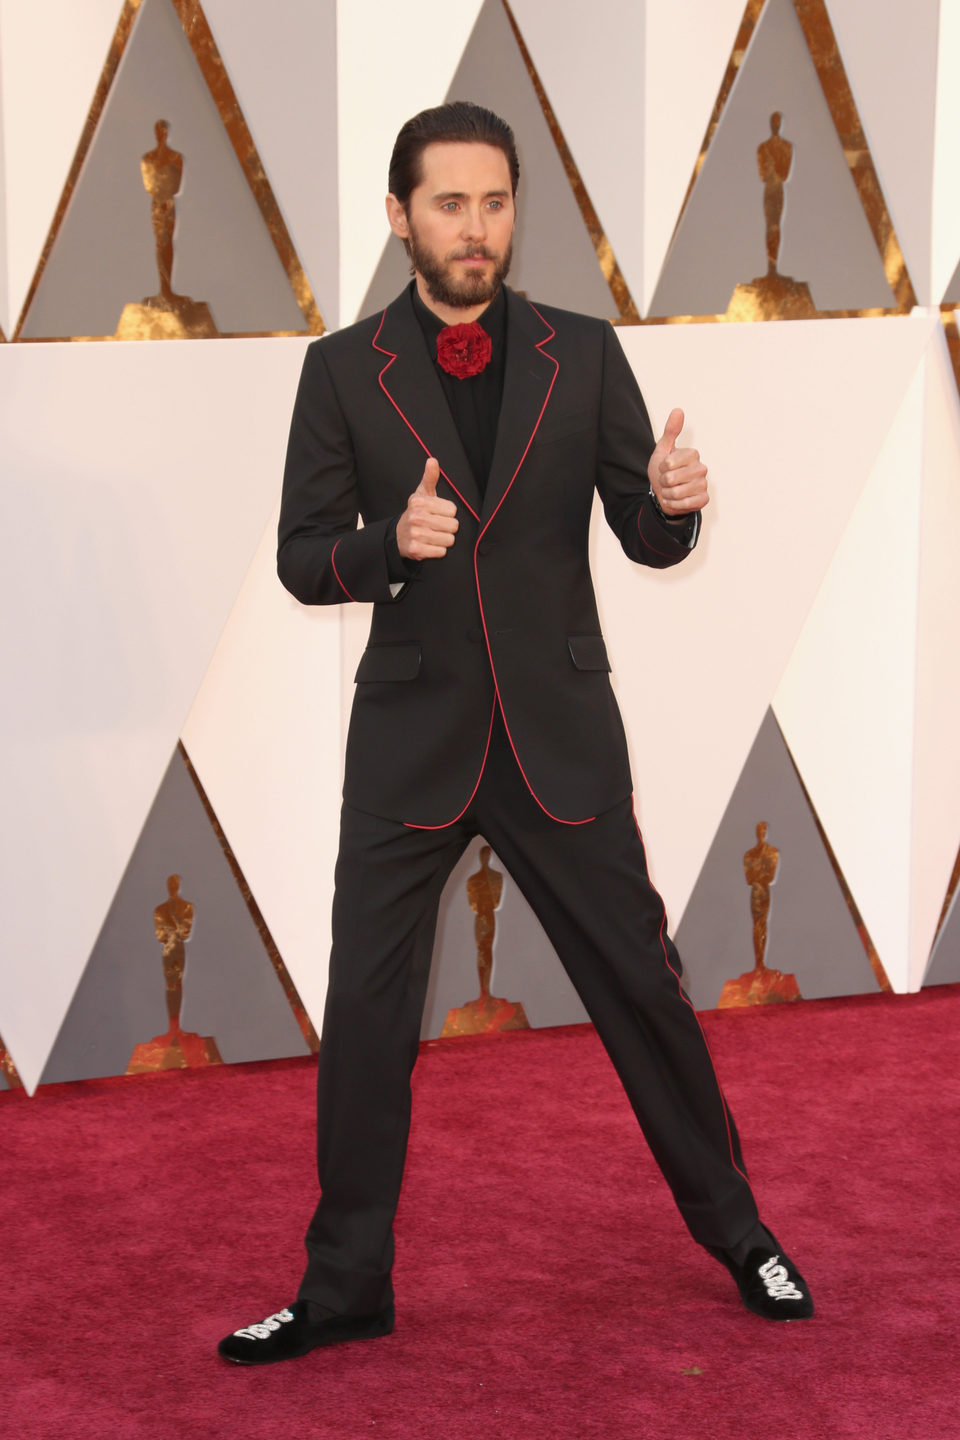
xmin=298 ymin=1262 xmax=394 ymax=1318
xmin=675 ymin=1181 xmax=759 ymax=1251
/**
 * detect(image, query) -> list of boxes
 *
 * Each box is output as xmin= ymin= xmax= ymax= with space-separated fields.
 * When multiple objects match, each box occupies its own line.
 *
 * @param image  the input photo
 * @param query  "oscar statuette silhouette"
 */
xmin=718 ymin=824 xmax=802 ymax=1007
xmin=727 ymin=113 xmax=817 ymax=320
xmin=127 ymin=874 xmax=222 ymax=1071
xmin=115 ymin=120 xmax=218 ymax=339
xmin=441 ymin=847 xmax=530 ymax=1037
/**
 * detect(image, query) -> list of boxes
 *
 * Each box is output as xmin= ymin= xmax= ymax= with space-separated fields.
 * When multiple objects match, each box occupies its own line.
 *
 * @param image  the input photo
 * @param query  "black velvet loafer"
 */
xmin=719 ymin=1246 xmax=815 ymax=1321
xmin=217 ymin=1299 xmax=395 ymax=1365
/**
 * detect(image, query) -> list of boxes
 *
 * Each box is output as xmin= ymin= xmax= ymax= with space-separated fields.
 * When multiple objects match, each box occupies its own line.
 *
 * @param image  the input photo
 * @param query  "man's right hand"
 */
xmin=396 ymin=457 xmax=459 ymax=560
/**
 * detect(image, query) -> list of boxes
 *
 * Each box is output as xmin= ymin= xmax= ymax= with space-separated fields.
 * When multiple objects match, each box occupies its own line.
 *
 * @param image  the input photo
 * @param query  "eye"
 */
xmin=441 ymin=201 xmax=460 ymax=212
xmin=487 ymin=200 xmax=503 ymax=211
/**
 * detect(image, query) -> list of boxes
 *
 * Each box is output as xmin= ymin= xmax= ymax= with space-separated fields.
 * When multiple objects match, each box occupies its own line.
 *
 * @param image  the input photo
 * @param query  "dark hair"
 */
xmin=388 ymin=101 xmax=520 ymax=206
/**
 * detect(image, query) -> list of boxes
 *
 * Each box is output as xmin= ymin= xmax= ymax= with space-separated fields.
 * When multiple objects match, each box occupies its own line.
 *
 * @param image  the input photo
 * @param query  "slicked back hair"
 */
xmin=388 ymin=101 xmax=520 ymax=208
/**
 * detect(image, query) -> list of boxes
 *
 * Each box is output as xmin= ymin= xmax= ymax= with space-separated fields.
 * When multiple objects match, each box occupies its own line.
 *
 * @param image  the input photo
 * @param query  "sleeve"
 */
xmin=594 ymin=322 xmax=701 ymax=571
xmin=276 ymin=340 xmax=401 ymax=606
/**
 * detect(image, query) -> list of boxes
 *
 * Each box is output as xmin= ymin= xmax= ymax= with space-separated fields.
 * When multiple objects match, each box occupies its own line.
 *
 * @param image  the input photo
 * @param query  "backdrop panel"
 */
xmin=0 ymin=338 xmax=308 ymax=1091
xmin=675 ymin=707 xmax=880 ymax=1009
xmin=602 ymin=313 xmax=935 ymax=930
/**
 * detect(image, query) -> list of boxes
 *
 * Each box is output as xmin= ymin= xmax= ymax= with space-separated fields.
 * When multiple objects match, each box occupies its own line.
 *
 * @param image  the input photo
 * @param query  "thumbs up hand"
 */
xmin=397 ymin=456 xmax=459 ymax=560
xmin=417 ymin=457 xmax=440 ymax=496
xmin=647 ymin=407 xmax=709 ymax=518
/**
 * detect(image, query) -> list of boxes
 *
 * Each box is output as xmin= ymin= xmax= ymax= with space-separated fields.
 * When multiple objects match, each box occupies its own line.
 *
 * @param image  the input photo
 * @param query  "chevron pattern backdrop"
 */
xmin=2 ymin=0 xmax=959 ymax=1094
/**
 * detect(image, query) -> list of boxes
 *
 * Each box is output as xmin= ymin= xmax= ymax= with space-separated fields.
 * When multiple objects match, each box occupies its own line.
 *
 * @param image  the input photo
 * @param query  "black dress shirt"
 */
xmin=385 ymin=283 xmax=506 ymax=583
xmin=385 ymin=282 xmax=692 ymax=583
xmin=411 ymin=282 xmax=506 ymax=495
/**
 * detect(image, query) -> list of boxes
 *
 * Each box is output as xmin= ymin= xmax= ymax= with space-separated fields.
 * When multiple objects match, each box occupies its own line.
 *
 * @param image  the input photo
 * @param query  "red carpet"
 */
xmin=5 ymin=987 xmax=959 ymax=1439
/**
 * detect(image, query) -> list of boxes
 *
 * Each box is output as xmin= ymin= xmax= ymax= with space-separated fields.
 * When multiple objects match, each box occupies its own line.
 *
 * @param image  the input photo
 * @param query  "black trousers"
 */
xmin=298 ymin=710 xmax=759 ymax=1315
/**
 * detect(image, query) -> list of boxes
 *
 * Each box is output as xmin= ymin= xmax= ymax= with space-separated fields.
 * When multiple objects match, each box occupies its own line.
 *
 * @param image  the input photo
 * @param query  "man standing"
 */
xmin=218 ymin=102 xmax=813 ymax=1365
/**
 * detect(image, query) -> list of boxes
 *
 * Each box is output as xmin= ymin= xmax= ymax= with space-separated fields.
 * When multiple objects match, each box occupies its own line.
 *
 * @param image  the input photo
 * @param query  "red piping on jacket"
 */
xmin=376 ymin=298 xmax=594 ymax=829
xmin=330 ymin=538 xmax=356 ymax=601
xmin=372 ymin=310 xmax=480 ymax=523
xmin=474 ymin=301 xmax=595 ymax=827
xmin=403 ymin=699 xmax=497 ymax=829
xmin=630 ymin=800 xmax=752 ymax=1188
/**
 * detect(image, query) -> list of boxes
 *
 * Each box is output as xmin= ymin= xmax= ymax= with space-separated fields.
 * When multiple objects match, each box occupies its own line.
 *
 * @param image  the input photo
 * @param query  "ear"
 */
xmin=385 ymin=194 xmax=409 ymax=240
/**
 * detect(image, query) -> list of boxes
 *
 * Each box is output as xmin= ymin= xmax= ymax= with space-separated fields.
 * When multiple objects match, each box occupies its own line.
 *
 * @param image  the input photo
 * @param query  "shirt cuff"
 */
xmin=647 ymin=489 xmax=700 ymax=549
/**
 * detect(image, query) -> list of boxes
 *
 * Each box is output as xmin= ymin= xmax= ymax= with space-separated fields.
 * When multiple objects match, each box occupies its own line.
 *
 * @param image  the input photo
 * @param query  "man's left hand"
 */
xmin=648 ymin=408 xmax=709 ymax=517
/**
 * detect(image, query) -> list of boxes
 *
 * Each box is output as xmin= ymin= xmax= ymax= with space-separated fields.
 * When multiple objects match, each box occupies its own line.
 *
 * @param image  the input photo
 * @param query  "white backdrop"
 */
xmin=2 ymin=0 xmax=959 ymax=1092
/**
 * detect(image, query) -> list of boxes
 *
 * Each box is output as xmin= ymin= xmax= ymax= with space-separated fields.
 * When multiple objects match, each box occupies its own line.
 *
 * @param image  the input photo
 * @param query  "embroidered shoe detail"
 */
xmin=758 ymin=1255 xmax=805 ymax=1302
xmin=232 ymin=1308 xmax=296 ymax=1340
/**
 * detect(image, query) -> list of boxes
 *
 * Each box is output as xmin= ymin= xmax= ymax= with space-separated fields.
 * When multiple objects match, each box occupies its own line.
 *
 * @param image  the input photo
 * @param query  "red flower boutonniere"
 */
xmin=436 ymin=322 xmax=493 ymax=379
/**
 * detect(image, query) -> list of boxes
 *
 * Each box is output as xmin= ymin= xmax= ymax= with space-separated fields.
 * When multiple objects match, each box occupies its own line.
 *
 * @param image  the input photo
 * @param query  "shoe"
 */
xmin=718 ymin=1245 xmax=815 ymax=1321
xmin=217 ymin=1299 xmax=395 ymax=1365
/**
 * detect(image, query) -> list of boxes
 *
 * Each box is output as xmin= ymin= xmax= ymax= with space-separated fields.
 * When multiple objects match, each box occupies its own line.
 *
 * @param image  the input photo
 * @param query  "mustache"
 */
xmin=449 ymin=246 xmax=495 ymax=260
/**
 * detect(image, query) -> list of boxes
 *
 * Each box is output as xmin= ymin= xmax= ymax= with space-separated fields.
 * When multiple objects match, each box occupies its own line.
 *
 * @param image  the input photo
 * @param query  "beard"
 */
xmin=407 ymin=225 xmax=513 ymax=310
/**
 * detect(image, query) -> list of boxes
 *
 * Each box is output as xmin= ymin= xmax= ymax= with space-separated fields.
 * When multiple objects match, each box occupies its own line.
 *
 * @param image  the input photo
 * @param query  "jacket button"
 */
xmin=466 ymin=627 xmax=484 ymax=643
xmin=477 ymin=540 xmax=496 ymax=556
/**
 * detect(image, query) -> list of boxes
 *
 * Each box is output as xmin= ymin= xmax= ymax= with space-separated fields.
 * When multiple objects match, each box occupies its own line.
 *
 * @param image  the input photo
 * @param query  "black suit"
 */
xmin=278 ymin=285 xmax=759 ymax=1317
xmin=279 ymin=286 xmax=694 ymax=825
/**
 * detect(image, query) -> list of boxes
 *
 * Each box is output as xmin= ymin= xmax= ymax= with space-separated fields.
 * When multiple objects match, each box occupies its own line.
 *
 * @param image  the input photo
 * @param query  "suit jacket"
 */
xmin=277 ymin=284 xmax=697 ymax=828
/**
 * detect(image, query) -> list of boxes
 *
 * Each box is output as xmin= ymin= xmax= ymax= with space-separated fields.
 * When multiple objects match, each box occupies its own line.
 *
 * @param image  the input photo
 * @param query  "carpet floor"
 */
xmin=4 ymin=986 xmax=959 ymax=1440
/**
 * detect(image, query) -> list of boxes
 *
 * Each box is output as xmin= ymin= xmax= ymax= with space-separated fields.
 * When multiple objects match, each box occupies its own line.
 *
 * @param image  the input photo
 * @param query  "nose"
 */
xmin=461 ymin=205 xmax=486 ymax=242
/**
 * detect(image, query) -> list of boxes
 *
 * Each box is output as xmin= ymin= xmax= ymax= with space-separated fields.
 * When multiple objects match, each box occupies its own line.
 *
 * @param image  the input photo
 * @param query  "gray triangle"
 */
xmin=20 ymin=0 xmax=305 ymax=338
xmin=922 ymin=866 xmax=960 ymax=987
xmin=674 ymin=708 xmax=879 ymax=1009
xmin=420 ymin=837 xmax=588 ymax=1040
xmin=40 ymin=746 xmax=310 ymax=1084
xmin=943 ymin=254 xmax=960 ymax=307
xmin=648 ymin=0 xmax=896 ymax=317
xmin=357 ymin=0 xmax=615 ymax=322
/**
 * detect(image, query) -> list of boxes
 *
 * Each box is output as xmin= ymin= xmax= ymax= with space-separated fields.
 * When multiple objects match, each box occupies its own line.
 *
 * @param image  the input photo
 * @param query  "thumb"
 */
xmin=657 ymin=407 xmax=685 ymax=455
xmin=417 ymin=456 xmax=440 ymax=496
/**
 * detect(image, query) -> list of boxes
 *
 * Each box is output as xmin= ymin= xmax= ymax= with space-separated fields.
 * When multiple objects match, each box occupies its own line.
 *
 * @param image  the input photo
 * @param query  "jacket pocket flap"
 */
xmin=355 ymin=643 xmax=422 ymax=682
xmin=567 ymin=634 xmax=611 ymax=672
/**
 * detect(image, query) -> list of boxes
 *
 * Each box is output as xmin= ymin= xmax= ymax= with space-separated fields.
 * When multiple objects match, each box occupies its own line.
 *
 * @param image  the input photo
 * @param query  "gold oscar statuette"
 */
xmin=718 ymin=823 xmax=802 ymax=1008
xmin=127 ymin=874 xmax=222 ymax=1071
xmin=441 ymin=847 xmax=530 ymax=1037
xmin=115 ymin=120 xmax=218 ymax=340
xmin=727 ymin=113 xmax=817 ymax=322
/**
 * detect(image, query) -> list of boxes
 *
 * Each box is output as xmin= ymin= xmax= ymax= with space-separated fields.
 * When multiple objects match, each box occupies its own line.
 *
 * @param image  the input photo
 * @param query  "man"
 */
xmin=218 ymin=102 xmax=813 ymax=1365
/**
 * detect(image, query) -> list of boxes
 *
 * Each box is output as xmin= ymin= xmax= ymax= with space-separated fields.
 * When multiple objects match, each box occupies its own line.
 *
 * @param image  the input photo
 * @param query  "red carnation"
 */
xmin=436 ymin=322 xmax=493 ymax=379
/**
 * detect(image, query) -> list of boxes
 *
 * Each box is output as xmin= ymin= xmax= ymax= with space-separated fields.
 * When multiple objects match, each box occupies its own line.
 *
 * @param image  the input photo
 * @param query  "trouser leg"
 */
xmin=298 ymin=803 xmax=469 ymax=1314
xmin=476 ymin=733 xmax=758 ymax=1249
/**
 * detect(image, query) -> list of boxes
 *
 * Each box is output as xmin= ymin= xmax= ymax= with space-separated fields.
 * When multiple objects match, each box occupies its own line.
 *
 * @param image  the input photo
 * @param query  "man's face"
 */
xmin=387 ymin=141 xmax=515 ymax=311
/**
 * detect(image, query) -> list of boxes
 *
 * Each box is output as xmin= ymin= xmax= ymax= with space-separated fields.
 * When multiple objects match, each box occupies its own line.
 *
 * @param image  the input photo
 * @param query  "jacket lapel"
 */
xmin=373 ymin=288 xmax=481 ymax=520
xmin=481 ymin=289 xmax=559 ymax=525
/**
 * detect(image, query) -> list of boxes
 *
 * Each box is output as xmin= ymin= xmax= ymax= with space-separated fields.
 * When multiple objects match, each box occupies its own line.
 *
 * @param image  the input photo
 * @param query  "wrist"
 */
xmin=648 ymin=486 xmax=687 ymax=526
xmin=385 ymin=517 xmax=421 ymax=580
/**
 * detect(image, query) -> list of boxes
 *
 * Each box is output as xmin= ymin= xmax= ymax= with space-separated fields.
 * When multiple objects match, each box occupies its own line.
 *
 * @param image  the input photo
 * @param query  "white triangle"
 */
xmin=509 ymin=0 xmax=645 ymax=311
xmin=336 ymin=0 xmax=484 ymax=326
xmin=0 ymin=337 xmax=310 ymax=1091
xmin=773 ymin=350 xmax=929 ymax=993
xmin=599 ymin=311 xmax=936 ymax=926
xmin=180 ymin=510 xmax=343 ymax=1039
xmin=641 ymin=0 xmax=747 ymax=313
xmin=200 ymin=0 xmax=340 ymax=328
xmin=0 ymin=0 xmax=120 ymax=335
xmin=912 ymin=323 xmax=960 ymax=984
xmin=932 ymin=2 xmax=960 ymax=300
xmin=0 ymin=105 xmax=7 ymax=338
xmin=827 ymin=0 xmax=939 ymax=303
